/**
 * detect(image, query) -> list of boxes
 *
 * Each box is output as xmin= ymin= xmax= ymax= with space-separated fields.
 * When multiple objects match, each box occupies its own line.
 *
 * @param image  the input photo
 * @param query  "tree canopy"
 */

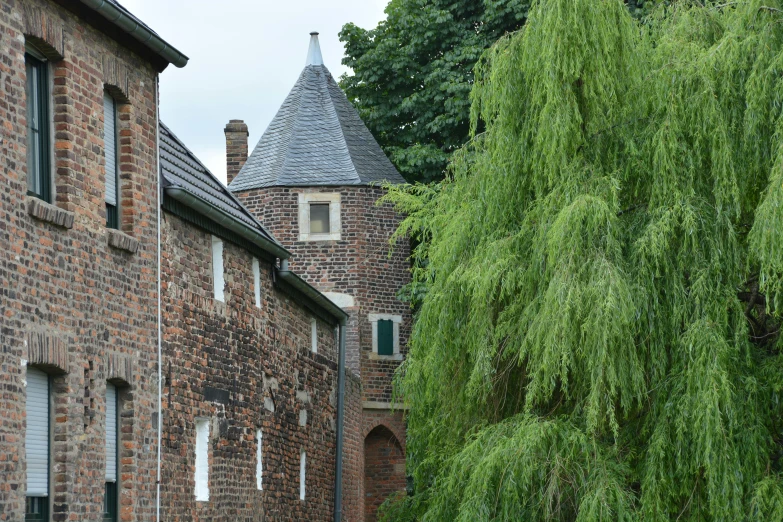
xmin=339 ymin=0 xmax=529 ymax=183
xmin=382 ymin=0 xmax=783 ymax=520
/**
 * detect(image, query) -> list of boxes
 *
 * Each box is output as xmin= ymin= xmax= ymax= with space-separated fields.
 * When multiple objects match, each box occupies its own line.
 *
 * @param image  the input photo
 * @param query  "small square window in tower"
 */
xmin=309 ymin=203 xmax=330 ymax=234
xmin=377 ymin=319 xmax=395 ymax=356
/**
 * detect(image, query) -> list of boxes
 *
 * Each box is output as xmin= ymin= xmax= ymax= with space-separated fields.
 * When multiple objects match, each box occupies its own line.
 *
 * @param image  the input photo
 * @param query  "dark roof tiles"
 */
xmin=228 ymin=64 xmax=406 ymax=191
xmin=159 ymin=122 xmax=281 ymax=247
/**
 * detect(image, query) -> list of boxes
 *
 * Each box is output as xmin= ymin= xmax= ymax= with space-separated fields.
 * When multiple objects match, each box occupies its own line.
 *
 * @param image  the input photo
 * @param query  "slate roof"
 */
xmin=159 ymin=122 xmax=281 ymax=248
xmin=228 ymin=64 xmax=406 ymax=191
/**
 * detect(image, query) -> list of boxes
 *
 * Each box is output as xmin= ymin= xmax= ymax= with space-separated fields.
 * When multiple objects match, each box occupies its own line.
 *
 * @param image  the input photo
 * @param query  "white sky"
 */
xmin=119 ymin=0 xmax=389 ymax=184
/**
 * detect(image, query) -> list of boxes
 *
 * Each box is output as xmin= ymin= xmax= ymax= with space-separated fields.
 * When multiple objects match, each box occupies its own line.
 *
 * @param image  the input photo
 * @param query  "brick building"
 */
xmin=228 ymin=33 xmax=412 ymax=522
xmin=0 ymin=0 xmax=185 ymax=520
xmin=157 ymin=122 xmax=349 ymax=521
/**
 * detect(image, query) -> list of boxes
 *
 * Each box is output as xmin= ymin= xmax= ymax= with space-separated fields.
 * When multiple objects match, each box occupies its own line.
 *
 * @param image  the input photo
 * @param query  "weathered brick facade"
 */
xmin=0 ymin=0 xmax=162 ymax=519
xmin=159 ymin=211 xmax=342 ymax=521
xmin=235 ymin=185 xmax=411 ymax=521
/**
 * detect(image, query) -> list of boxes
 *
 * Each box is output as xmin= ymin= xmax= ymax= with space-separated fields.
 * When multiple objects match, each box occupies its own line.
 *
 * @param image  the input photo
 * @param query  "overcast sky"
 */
xmin=119 ymin=0 xmax=389 ymax=184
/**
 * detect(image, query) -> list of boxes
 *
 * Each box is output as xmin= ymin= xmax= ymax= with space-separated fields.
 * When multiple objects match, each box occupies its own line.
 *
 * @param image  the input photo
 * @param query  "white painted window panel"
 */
xmin=103 ymin=92 xmax=117 ymax=206
xmin=253 ymin=258 xmax=261 ymax=308
xmin=256 ymin=429 xmax=263 ymax=490
xmin=26 ymin=368 xmax=49 ymax=497
xmin=195 ymin=419 xmax=209 ymax=501
xmin=211 ymin=236 xmax=224 ymax=302
xmin=311 ymin=318 xmax=317 ymax=354
xmin=299 ymin=450 xmax=306 ymax=500
xmin=105 ymin=383 xmax=117 ymax=482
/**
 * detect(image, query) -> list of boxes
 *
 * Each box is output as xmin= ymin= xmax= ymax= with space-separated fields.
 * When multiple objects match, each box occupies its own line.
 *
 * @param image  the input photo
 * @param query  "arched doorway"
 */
xmin=363 ymin=425 xmax=406 ymax=522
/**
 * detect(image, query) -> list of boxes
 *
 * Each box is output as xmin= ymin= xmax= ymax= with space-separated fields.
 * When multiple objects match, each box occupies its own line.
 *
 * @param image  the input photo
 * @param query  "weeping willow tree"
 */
xmin=381 ymin=0 xmax=783 ymax=520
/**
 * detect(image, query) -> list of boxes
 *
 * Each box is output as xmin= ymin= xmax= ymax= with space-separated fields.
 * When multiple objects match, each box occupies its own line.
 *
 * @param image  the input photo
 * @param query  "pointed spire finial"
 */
xmin=306 ymin=31 xmax=323 ymax=66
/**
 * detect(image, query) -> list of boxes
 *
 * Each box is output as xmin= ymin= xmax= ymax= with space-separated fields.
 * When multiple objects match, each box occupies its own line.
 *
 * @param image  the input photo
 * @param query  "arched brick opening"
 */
xmin=364 ymin=424 xmax=406 ymax=522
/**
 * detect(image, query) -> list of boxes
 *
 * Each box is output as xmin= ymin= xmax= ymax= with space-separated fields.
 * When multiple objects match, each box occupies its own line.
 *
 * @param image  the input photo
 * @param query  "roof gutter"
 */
xmin=77 ymin=0 xmax=189 ymax=68
xmin=275 ymin=260 xmax=347 ymax=521
xmin=165 ymin=186 xmax=291 ymax=260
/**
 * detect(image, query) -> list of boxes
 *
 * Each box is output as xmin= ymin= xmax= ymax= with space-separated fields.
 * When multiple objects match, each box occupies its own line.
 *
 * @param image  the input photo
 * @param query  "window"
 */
xmin=311 ymin=318 xmax=318 ymax=354
xmin=194 ymin=419 xmax=209 ymax=502
xmin=369 ymin=314 xmax=403 ymax=360
xmin=252 ymin=258 xmax=261 ymax=308
xmin=25 ymin=50 xmax=51 ymax=203
xmin=25 ymin=368 xmax=49 ymax=521
xmin=211 ymin=236 xmax=224 ymax=302
xmin=299 ymin=449 xmax=306 ymax=501
xmin=309 ymin=203 xmax=330 ymax=234
xmin=256 ymin=429 xmax=263 ymax=491
xmin=298 ymin=192 xmax=341 ymax=241
xmin=378 ymin=320 xmax=394 ymax=356
xmin=104 ymin=92 xmax=119 ymax=229
xmin=104 ymin=383 xmax=118 ymax=522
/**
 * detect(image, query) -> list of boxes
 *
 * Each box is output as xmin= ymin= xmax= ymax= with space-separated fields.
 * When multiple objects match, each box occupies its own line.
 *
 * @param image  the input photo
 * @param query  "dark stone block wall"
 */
xmin=0 ymin=0 xmax=160 ymax=519
xmin=236 ymin=185 xmax=412 ymax=521
xmin=160 ymin=211 xmax=340 ymax=521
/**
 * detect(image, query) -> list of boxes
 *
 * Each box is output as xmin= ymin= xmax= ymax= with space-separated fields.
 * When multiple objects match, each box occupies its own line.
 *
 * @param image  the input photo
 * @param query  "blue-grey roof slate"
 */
xmin=159 ymin=122 xmax=281 ymax=247
xmin=228 ymin=64 xmax=406 ymax=191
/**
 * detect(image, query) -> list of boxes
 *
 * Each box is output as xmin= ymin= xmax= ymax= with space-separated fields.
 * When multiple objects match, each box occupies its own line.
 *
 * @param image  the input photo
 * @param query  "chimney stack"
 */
xmin=224 ymin=119 xmax=249 ymax=186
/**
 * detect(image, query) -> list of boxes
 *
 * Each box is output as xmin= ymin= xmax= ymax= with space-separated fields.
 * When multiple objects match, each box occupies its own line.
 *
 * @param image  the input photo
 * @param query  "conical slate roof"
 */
xmin=228 ymin=34 xmax=406 ymax=191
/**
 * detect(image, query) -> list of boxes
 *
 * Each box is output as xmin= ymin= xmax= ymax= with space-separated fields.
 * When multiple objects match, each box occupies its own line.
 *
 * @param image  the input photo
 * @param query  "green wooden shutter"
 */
xmin=377 ymin=320 xmax=394 ymax=356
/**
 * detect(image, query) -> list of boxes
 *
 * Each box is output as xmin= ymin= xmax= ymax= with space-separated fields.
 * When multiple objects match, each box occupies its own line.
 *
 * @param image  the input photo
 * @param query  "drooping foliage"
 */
xmin=382 ymin=0 xmax=783 ymax=520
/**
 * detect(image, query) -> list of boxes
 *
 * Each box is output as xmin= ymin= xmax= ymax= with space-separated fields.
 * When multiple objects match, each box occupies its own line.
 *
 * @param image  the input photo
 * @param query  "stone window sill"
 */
xmin=368 ymin=352 xmax=403 ymax=362
xmin=107 ymin=229 xmax=139 ymax=254
xmin=27 ymin=196 xmax=74 ymax=229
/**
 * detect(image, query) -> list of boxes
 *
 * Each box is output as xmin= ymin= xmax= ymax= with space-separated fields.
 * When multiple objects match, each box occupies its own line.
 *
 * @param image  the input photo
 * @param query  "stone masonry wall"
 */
xmin=0 ymin=0 xmax=159 ymax=519
xmin=236 ymin=186 xmax=411 ymax=405
xmin=160 ymin=211 xmax=340 ymax=521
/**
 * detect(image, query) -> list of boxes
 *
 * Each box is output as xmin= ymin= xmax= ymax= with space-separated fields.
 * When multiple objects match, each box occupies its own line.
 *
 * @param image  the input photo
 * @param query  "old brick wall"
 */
xmin=0 ymin=0 xmax=159 ymax=520
xmin=363 ymin=426 xmax=406 ymax=522
xmin=237 ymin=185 xmax=411 ymax=521
xmin=160 ymin=211 xmax=340 ymax=521
xmin=341 ymin=370 xmax=364 ymax=522
xmin=236 ymin=186 xmax=411 ymax=404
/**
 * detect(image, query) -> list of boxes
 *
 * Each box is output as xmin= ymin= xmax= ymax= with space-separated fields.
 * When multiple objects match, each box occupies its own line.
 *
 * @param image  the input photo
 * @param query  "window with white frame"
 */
xmin=103 ymin=91 xmax=120 ymax=229
xmin=311 ymin=318 xmax=318 ymax=354
xmin=368 ymin=314 xmax=403 ymax=359
xmin=195 ymin=419 xmax=210 ymax=501
xmin=299 ymin=449 xmax=306 ymax=500
xmin=298 ymin=192 xmax=341 ymax=241
xmin=252 ymin=258 xmax=261 ymax=308
xmin=256 ymin=429 xmax=263 ymax=490
xmin=25 ymin=367 xmax=50 ymax=520
xmin=211 ymin=236 xmax=225 ymax=302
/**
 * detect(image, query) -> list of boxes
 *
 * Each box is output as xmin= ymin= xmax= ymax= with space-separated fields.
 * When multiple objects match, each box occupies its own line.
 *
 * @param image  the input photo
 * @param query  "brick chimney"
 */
xmin=224 ymin=119 xmax=249 ymax=186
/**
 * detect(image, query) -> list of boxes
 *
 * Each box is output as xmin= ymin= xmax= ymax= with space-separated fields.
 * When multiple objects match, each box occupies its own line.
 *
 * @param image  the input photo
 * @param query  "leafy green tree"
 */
xmin=382 ymin=0 xmax=783 ymax=520
xmin=339 ymin=0 xmax=530 ymax=183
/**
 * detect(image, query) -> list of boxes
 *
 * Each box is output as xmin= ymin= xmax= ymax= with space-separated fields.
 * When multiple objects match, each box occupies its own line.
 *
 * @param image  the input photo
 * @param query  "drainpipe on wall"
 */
xmin=154 ymin=74 xmax=163 ymax=522
xmin=334 ymin=318 xmax=347 ymax=522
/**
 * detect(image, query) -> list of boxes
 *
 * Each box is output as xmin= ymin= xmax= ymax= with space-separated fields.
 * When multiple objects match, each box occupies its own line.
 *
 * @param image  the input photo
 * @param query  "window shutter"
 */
xmin=299 ymin=450 xmax=306 ymax=500
xmin=253 ymin=258 xmax=261 ymax=308
xmin=377 ymin=320 xmax=395 ymax=356
xmin=256 ymin=430 xmax=263 ymax=490
xmin=26 ymin=368 xmax=49 ymax=497
xmin=211 ymin=236 xmax=224 ymax=302
xmin=105 ymin=383 xmax=117 ymax=483
xmin=103 ymin=92 xmax=117 ymax=207
xmin=195 ymin=419 xmax=210 ymax=501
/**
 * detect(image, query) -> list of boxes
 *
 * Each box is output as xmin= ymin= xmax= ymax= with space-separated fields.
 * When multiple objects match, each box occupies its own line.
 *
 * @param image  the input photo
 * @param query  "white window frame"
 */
xmin=368 ymin=313 xmax=403 ymax=361
xmin=256 ymin=429 xmax=263 ymax=491
xmin=298 ymin=192 xmax=341 ymax=241
xmin=311 ymin=318 xmax=318 ymax=354
xmin=194 ymin=418 xmax=210 ymax=502
xmin=299 ymin=449 xmax=306 ymax=501
xmin=252 ymin=257 xmax=261 ymax=308
xmin=211 ymin=236 xmax=225 ymax=302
